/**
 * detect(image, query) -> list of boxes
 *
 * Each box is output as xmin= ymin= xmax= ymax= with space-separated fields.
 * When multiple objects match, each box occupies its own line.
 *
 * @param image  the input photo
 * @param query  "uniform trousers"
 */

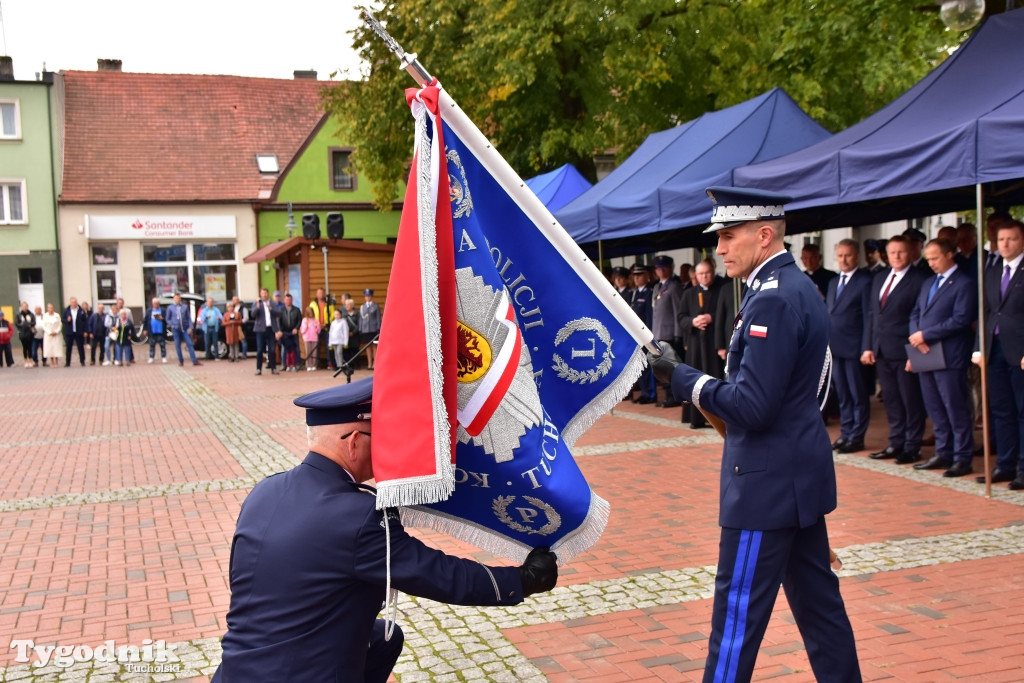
xmin=365 ymin=620 xmax=404 ymax=683
xmin=918 ymin=368 xmax=973 ymax=463
xmin=875 ymin=356 xmax=925 ymax=453
xmin=833 ymin=356 xmax=870 ymax=443
xmin=988 ymin=337 xmax=1024 ymax=473
xmin=704 ymin=518 xmax=861 ymax=683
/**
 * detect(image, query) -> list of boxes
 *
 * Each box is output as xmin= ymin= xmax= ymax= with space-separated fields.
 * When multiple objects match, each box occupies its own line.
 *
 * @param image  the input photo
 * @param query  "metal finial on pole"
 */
xmin=359 ymin=7 xmax=433 ymax=86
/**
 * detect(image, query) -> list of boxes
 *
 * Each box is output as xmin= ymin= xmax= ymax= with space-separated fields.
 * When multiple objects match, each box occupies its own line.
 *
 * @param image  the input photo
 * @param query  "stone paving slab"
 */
xmin=0 ymin=362 xmax=1022 ymax=682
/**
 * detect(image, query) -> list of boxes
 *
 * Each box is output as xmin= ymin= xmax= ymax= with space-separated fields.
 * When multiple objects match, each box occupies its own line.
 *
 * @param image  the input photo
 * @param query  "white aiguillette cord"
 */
xmin=355 ymin=481 xmax=400 ymax=641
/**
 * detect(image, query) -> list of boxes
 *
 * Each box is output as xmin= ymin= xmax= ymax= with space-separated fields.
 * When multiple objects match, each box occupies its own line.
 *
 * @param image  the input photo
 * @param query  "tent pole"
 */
xmin=975 ymin=183 xmax=992 ymax=498
xmin=598 ymin=240 xmax=604 ymax=273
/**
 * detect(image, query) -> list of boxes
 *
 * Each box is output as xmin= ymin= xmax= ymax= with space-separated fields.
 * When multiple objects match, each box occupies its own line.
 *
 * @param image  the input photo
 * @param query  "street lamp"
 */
xmin=939 ymin=0 xmax=985 ymax=31
xmin=284 ymin=202 xmax=297 ymax=239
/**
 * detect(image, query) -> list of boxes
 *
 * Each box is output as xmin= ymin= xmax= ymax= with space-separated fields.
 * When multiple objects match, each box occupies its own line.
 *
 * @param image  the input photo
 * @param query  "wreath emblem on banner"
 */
xmin=447 ymin=149 xmax=474 ymax=219
xmin=493 ymin=495 xmax=562 ymax=536
xmin=552 ymin=317 xmax=614 ymax=384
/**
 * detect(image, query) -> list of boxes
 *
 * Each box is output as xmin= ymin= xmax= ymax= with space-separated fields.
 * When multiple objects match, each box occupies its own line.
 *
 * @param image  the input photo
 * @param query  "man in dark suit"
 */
xmin=212 ymin=378 xmax=557 ymax=682
xmin=827 ymin=239 xmax=873 ymax=453
xmin=862 ymin=235 xmax=930 ymax=464
xmin=973 ymin=221 xmax=1024 ymax=489
xmin=679 ymin=260 xmax=726 ymax=428
xmin=903 ymin=228 xmax=933 ymax=274
xmin=907 ymin=239 xmax=978 ymax=477
xmin=652 ymin=255 xmax=686 ymax=407
xmin=654 ymin=187 xmax=860 ymax=683
xmin=251 ymin=287 xmax=281 ymax=376
xmin=800 ymin=242 xmax=837 ymax=299
xmin=630 ymin=263 xmax=657 ymax=404
xmin=63 ymin=297 xmax=88 ymax=367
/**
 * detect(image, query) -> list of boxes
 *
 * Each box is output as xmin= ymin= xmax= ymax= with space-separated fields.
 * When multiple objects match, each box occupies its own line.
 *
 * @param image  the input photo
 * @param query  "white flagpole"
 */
xmin=361 ymin=9 xmax=659 ymax=354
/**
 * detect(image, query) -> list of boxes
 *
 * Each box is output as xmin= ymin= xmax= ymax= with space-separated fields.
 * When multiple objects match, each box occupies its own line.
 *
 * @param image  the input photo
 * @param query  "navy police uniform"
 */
xmin=667 ymin=187 xmax=860 ymax=683
xmin=213 ymin=379 xmax=525 ymax=682
xmin=630 ymin=264 xmax=657 ymax=402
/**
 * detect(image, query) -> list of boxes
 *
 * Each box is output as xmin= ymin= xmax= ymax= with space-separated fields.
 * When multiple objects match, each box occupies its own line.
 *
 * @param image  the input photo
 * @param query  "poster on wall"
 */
xmin=204 ymin=273 xmax=227 ymax=301
xmin=155 ymin=274 xmax=179 ymax=297
xmin=288 ymin=264 xmax=303 ymax=309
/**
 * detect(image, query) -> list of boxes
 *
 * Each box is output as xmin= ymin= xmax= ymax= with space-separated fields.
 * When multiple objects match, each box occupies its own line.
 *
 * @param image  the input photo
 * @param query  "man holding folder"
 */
xmin=907 ymin=238 xmax=978 ymax=477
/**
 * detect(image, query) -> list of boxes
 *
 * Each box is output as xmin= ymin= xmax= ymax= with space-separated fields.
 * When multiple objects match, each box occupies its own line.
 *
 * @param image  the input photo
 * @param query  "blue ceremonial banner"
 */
xmin=374 ymin=82 xmax=650 ymax=563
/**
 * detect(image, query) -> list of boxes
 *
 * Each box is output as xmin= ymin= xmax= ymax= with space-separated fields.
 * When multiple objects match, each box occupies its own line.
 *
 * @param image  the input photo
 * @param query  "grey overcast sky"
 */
xmin=0 ymin=0 xmax=369 ymax=81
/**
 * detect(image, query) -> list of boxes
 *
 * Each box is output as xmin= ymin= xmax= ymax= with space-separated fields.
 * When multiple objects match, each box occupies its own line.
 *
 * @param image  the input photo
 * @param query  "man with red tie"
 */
xmin=862 ymin=235 xmax=929 ymax=464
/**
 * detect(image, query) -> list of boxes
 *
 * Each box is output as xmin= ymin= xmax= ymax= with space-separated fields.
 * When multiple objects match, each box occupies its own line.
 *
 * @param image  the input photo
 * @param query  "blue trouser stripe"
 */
xmin=715 ymin=529 xmax=762 ymax=683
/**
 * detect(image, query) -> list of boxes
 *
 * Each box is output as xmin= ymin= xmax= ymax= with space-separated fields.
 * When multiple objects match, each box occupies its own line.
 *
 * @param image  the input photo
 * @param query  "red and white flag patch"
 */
xmin=750 ymin=324 xmax=768 ymax=338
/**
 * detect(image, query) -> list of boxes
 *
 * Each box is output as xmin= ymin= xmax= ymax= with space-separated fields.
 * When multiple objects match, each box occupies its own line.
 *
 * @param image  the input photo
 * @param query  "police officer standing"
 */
xmin=651 ymin=187 xmax=861 ymax=682
xmin=212 ymin=377 xmax=558 ymax=682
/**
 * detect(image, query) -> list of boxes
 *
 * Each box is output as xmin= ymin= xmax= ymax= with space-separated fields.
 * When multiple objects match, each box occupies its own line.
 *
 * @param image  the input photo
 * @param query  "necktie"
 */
xmin=926 ymin=274 xmax=944 ymax=305
xmin=879 ymin=272 xmax=896 ymax=308
xmin=836 ymin=274 xmax=847 ymax=298
xmin=1002 ymin=264 xmax=1012 ymax=299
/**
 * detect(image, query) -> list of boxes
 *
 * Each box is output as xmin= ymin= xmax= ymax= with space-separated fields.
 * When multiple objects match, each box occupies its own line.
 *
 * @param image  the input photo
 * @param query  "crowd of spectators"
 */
xmin=3 ymin=287 xmax=380 ymax=376
xmin=613 ymin=214 xmax=1023 ymax=490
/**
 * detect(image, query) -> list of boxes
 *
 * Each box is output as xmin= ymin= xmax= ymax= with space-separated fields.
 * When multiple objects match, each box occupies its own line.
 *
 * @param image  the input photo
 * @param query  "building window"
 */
xmin=330 ymin=148 xmax=356 ymax=191
xmin=255 ymin=154 xmax=279 ymax=173
xmin=0 ymin=180 xmax=26 ymax=224
xmin=143 ymin=243 xmax=238 ymax=302
xmin=0 ymin=101 xmax=20 ymax=139
xmin=19 ymin=268 xmax=43 ymax=284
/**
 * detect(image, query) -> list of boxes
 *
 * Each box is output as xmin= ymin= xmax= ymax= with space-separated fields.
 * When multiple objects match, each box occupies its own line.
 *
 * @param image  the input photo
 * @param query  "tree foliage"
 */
xmin=325 ymin=1 xmax=954 ymax=209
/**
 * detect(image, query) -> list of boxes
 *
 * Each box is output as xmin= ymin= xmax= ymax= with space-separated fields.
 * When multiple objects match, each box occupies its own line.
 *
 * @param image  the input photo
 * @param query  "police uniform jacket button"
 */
xmin=508 ymin=591 xmax=516 ymax=599
xmin=734 ymin=466 xmax=740 ymax=473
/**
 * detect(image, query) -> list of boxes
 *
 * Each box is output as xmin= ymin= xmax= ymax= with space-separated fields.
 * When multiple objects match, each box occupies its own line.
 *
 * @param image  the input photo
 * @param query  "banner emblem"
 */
xmin=448 ymin=149 xmax=474 ymax=219
xmin=493 ymin=494 xmax=562 ymax=536
xmin=552 ymin=318 xmax=615 ymax=384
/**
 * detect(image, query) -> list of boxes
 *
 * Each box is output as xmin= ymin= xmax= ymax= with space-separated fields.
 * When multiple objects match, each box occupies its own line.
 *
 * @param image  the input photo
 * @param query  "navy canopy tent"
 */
xmin=734 ymin=8 xmax=1024 ymax=230
xmin=524 ymin=164 xmax=593 ymax=213
xmin=556 ymin=88 xmax=830 ymax=256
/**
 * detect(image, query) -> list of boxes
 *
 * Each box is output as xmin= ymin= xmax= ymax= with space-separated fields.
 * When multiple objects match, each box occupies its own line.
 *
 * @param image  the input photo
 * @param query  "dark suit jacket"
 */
xmin=250 ymin=300 xmax=281 ymax=333
xmin=215 ymin=452 xmax=522 ymax=682
xmin=826 ymin=269 xmax=872 ymax=360
xmin=908 ymin=268 xmax=977 ymax=370
xmin=806 ymin=267 xmax=837 ymax=299
xmin=62 ymin=306 xmax=88 ymax=337
xmin=981 ymin=257 xmax=1024 ymax=365
xmin=672 ymin=253 xmax=837 ymax=530
xmin=863 ymin=266 xmax=929 ymax=361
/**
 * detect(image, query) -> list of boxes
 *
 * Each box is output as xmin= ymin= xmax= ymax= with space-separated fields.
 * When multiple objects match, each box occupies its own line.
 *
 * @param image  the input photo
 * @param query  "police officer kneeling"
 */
xmin=212 ymin=377 xmax=558 ymax=682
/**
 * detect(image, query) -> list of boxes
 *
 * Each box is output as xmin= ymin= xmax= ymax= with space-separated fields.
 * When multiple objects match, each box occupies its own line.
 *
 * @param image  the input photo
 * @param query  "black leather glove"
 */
xmin=647 ymin=344 xmax=681 ymax=387
xmin=518 ymin=546 xmax=558 ymax=596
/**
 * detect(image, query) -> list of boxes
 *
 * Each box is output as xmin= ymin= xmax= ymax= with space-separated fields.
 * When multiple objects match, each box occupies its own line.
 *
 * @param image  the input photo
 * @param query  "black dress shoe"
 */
xmin=913 ymin=455 xmax=953 ymax=470
xmin=659 ymin=400 xmax=682 ymax=408
xmin=832 ymin=438 xmax=849 ymax=450
xmin=895 ymin=450 xmax=922 ymax=464
xmin=636 ymin=396 xmax=656 ymax=404
xmin=1009 ymin=475 xmax=1024 ymax=491
xmin=869 ymin=446 xmax=901 ymax=460
xmin=943 ymin=461 xmax=973 ymax=478
xmin=837 ymin=441 xmax=864 ymax=454
xmin=254 ymin=370 xmax=262 ymax=375
xmin=976 ymin=469 xmax=1016 ymax=484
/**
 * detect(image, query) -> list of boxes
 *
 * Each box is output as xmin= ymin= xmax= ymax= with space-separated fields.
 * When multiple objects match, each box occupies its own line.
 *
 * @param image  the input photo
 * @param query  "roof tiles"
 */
xmin=61 ymin=71 xmax=330 ymax=203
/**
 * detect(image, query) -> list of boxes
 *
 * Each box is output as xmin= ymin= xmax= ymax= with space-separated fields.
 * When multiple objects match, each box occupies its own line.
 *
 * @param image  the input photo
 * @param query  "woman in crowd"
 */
xmin=112 ymin=308 xmax=135 ymax=366
xmin=299 ymin=306 xmax=321 ymax=372
xmin=41 ymin=303 xmax=64 ymax=367
xmin=224 ymin=301 xmax=243 ymax=362
xmin=328 ymin=308 xmax=349 ymax=374
xmin=16 ymin=302 xmax=37 ymax=367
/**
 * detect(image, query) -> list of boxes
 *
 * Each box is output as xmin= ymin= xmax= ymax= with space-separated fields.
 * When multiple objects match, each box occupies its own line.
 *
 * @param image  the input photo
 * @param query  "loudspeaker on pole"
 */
xmin=302 ymin=214 xmax=320 ymax=240
xmin=326 ymin=212 xmax=344 ymax=240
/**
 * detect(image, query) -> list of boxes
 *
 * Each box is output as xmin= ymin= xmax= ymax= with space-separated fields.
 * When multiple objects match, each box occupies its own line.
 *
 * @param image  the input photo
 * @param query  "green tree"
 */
xmin=326 ymin=1 xmax=955 ymax=210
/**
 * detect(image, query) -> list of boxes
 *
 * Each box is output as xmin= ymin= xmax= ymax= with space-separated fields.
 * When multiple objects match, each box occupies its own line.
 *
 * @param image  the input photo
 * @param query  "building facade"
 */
xmin=0 ymin=57 xmax=61 ymax=315
xmin=57 ymin=64 xmax=329 ymax=315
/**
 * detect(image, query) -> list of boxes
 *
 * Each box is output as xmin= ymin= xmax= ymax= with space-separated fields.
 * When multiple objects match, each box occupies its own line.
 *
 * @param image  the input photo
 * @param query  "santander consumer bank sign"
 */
xmin=88 ymin=215 xmax=237 ymax=240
